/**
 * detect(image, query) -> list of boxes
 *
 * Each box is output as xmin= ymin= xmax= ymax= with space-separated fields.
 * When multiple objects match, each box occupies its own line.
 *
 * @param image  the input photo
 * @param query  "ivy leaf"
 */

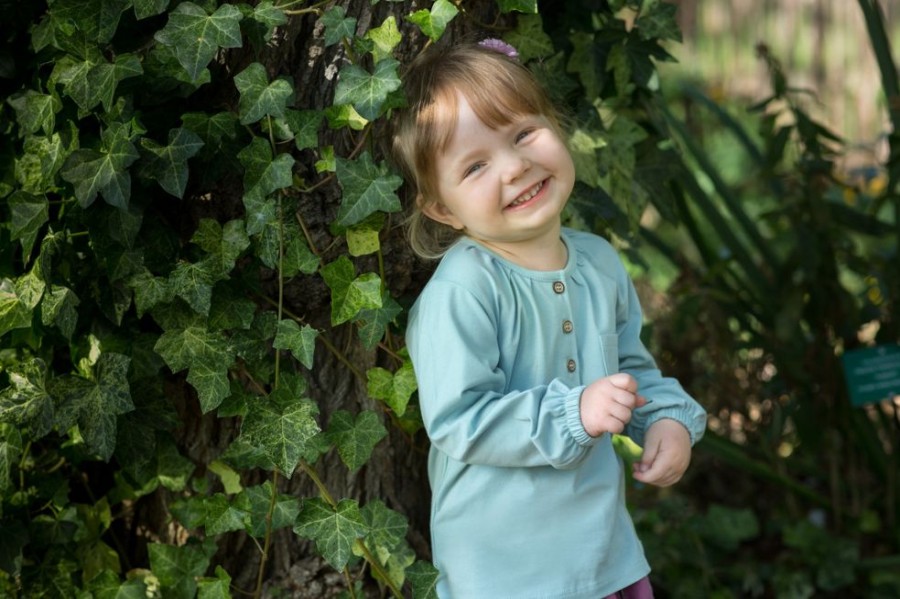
xmin=243 ymin=1 xmax=287 ymax=49
xmin=407 ymin=560 xmax=440 ymax=599
xmin=153 ymin=2 xmax=244 ymax=82
xmin=61 ymin=122 xmax=139 ymax=209
xmin=505 ymin=14 xmax=554 ymax=62
xmin=41 ymin=285 xmax=80 ymax=340
xmin=333 ymin=58 xmax=401 ymax=121
xmin=0 ymin=424 xmax=23 ymax=496
xmin=495 ymin=0 xmax=538 ymax=14
xmin=294 ymin=498 xmax=367 ymax=570
xmin=236 ymin=481 xmax=301 ymax=537
xmin=238 ymin=137 xmax=295 ymax=233
xmin=148 ymin=538 xmax=217 ymax=599
xmin=200 ymin=494 xmax=248 ymax=535
xmin=325 ymin=410 xmax=387 ymax=472
xmin=405 ymin=0 xmax=458 ymax=41
xmin=320 ymin=256 xmax=383 ymax=325
xmin=346 ymin=224 xmax=381 ymax=257
xmin=276 ymin=109 xmax=322 ymax=152
xmin=47 ymin=353 xmax=134 ymax=461
xmin=282 ymin=233 xmax=320 ymax=277
xmin=321 ymin=6 xmax=357 ymax=46
xmin=366 ymin=16 xmax=401 ymax=62
xmin=168 ymin=257 xmax=220 ymax=316
xmin=0 ymin=278 xmax=36 ymax=338
xmin=47 ymin=0 xmax=131 ymax=44
xmin=234 ymin=62 xmax=294 ymax=125
xmin=154 ymin=324 xmax=235 ymax=413
xmin=0 ymin=357 xmax=54 ymax=440
xmin=366 ymin=359 xmax=417 ymax=416
xmin=140 ymin=127 xmax=204 ymax=198
xmin=7 ymin=90 xmax=61 ymax=135
xmin=273 ymin=319 xmax=318 ymax=369
xmin=361 ymin=500 xmax=408 ymax=553
xmin=239 ymin=386 xmax=320 ymax=476
xmin=335 ymin=152 xmax=402 ymax=226
xmin=133 ymin=0 xmax=169 ymax=20
xmin=191 ymin=219 xmax=251 ymax=274
xmin=635 ymin=1 xmax=682 ymax=42
xmin=16 ymin=132 xmax=73 ymax=195
xmin=7 ymin=191 xmax=49 ymax=258
xmin=355 ymin=294 xmax=401 ymax=349
xmin=197 ymin=566 xmax=232 ymax=599
xmin=128 ymin=270 xmax=174 ymax=317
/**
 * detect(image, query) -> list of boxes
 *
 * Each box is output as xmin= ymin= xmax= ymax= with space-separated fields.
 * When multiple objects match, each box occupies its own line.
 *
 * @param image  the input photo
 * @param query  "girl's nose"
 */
xmin=501 ymin=152 xmax=530 ymax=184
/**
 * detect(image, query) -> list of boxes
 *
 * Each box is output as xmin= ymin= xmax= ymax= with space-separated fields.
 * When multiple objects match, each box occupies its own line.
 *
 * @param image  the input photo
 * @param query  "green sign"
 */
xmin=841 ymin=344 xmax=900 ymax=406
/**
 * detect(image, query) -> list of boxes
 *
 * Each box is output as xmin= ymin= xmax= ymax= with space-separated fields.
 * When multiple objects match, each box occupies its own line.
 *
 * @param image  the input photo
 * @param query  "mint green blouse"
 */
xmin=406 ymin=229 xmax=707 ymax=598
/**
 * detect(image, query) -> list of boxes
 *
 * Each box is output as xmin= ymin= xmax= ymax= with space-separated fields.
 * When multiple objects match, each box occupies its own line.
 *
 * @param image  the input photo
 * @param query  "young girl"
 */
xmin=391 ymin=40 xmax=707 ymax=599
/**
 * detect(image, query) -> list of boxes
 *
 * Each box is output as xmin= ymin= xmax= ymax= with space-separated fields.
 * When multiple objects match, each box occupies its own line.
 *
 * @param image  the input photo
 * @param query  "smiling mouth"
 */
xmin=507 ymin=180 xmax=546 ymax=208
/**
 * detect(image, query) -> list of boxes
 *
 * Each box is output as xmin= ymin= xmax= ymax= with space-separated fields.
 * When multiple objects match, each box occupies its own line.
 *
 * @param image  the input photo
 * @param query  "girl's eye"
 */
xmin=515 ymin=128 xmax=536 ymax=143
xmin=463 ymin=163 xmax=484 ymax=178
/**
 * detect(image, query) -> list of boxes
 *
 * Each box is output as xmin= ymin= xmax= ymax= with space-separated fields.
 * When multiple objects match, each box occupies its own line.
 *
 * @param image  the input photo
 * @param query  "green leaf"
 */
xmin=133 ymin=0 xmax=169 ymax=20
xmin=84 ymin=568 xmax=151 ymax=599
xmin=277 ymin=109 xmax=322 ymax=152
xmin=243 ymin=2 xmax=287 ymax=49
xmin=61 ymin=122 xmax=139 ymax=209
xmin=504 ymin=14 xmax=553 ymax=62
xmin=333 ymin=58 xmax=401 ymax=121
xmin=239 ymin=386 xmax=320 ymax=475
xmin=366 ymin=359 xmax=417 ymax=416
xmin=407 ymin=560 xmax=440 ymax=599
xmin=47 ymin=353 xmax=134 ymax=461
xmin=0 ymin=278 xmax=36 ymax=338
xmin=0 ymin=424 xmax=25 ymax=485
xmin=168 ymin=257 xmax=219 ymax=315
xmin=140 ymin=127 xmax=204 ymax=198
xmin=197 ymin=566 xmax=232 ymax=599
xmin=155 ymin=437 xmax=196 ymax=491
xmin=7 ymin=191 xmax=49 ymax=258
xmin=236 ymin=481 xmax=301 ymax=537
xmin=41 ymin=285 xmax=80 ymax=340
xmin=7 ymin=90 xmax=61 ymax=135
xmin=294 ymin=498 xmax=367 ymax=570
xmin=282 ymin=232 xmax=320 ymax=277
xmin=148 ymin=539 xmax=217 ymax=599
xmin=635 ymin=1 xmax=682 ymax=42
xmin=346 ymin=225 xmax=380 ymax=257
xmin=16 ymin=132 xmax=74 ymax=195
xmin=0 ymin=358 xmax=54 ymax=439
xmin=335 ymin=152 xmax=402 ymax=226
xmin=406 ymin=0 xmax=458 ymax=41
xmin=234 ymin=62 xmax=294 ymax=125
xmin=361 ymin=500 xmax=408 ymax=553
xmin=273 ymin=319 xmax=318 ymax=369
xmin=366 ymin=16 xmax=401 ymax=62
xmin=496 ymin=0 xmax=538 ymax=14
xmin=325 ymin=410 xmax=387 ymax=472
xmin=208 ymin=285 xmax=256 ymax=331
xmin=239 ymin=137 xmax=295 ymax=233
xmin=46 ymin=0 xmax=131 ymax=44
xmin=191 ymin=219 xmax=251 ymax=274
xmin=320 ymin=256 xmax=383 ymax=325
xmin=355 ymin=294 xmax=402 ymax=349
xmin=128 ymin=270 xmax=175 ymax=317
xmin=321 ymin=5 xmax=357 ymax=46
xmin=154 ymin=324 xmax=235 ymax=412
xmin=153 ymin=2 xmax=244 ymax=82
xmin=53 ymin=53 xmax=142 ymax=112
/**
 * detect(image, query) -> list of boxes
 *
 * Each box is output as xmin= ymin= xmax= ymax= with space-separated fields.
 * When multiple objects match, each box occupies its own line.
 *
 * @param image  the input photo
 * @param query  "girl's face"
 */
xmin=423 ymin=92 xmax=575 ymax=261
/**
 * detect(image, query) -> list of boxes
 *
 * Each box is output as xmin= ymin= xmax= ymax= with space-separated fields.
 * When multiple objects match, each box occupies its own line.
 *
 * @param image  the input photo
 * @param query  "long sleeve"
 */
xmin=408 ymin=279 xmax=598 ymax=470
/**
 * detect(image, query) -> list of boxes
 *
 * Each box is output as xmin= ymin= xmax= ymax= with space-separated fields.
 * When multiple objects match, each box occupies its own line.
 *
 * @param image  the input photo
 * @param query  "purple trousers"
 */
xmin=603 ymin=576 xmax=654 ymax=599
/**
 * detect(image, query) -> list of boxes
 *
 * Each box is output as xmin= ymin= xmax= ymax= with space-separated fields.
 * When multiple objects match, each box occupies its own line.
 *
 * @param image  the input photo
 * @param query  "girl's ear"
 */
xmin=420 ymin=195 xmax=464 ymax=230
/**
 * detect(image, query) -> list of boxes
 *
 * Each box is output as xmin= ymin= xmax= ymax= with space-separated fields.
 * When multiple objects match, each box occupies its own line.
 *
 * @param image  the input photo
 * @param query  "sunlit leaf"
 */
xmin=239 ymin=386 xmax=320 ymax=475
xmin=366 ymin=16 xmax=401 ymax=62
xmin=366 ymin=359 xmax=416 ymax=416
xmin=7 ymin=90 xmax=61 ymax=135
xmin=7 ymin=191 xmax=48 ymax=258
xmin=406 ymin=0 xmax=458 ymax=41
xmin=294 ymin=498 xmax=367 ymax=570
xmin=320 ymin=256 xmax=383 ymax=325
xmin=0 ymin=358 xmax=54 ymax=440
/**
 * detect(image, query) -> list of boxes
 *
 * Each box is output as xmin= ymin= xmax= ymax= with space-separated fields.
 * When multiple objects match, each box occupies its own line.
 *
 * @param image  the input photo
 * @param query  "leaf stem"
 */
xmin=354 ymin=539 xmax=403 ymax=598
xmin=253 ymin=471 xmax=281 ymax=599
xmin=299 ymin=460 xmax=336 ymax=507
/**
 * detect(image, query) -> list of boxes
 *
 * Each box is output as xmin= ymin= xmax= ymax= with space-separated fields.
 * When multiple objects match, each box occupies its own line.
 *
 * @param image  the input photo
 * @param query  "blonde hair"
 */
xmin=391 ymin=42 xmax=564 ymax=260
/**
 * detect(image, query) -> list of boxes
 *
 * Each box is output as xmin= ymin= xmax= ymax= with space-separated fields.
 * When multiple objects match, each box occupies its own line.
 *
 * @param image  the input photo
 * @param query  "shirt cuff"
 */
xmin=565 ymin=386 xmax=600 ymax=447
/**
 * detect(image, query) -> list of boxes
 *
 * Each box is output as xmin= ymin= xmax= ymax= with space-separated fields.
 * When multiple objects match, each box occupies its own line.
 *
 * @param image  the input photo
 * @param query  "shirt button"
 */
xmin=553 ymin=281 xmax=565 ymax=294
xmin=562 ymin=320 xmax=574 ymax=334
xmin=566 ymin=359 xmax=576 ymax=372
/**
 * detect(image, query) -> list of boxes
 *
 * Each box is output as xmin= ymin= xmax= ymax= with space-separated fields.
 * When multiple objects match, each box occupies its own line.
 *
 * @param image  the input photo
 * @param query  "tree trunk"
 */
xmin=146 ymin=0 xmax=514 ymax=592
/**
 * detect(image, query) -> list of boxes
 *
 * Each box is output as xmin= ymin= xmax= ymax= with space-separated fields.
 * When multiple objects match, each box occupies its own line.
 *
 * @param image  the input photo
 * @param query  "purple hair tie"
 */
xmin=478 ymin=38 xmax=519 ymax=60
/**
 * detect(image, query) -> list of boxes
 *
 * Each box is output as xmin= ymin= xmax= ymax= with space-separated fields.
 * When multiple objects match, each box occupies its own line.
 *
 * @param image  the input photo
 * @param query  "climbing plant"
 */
xmin=0 ymin=0 xmax=685 ymax=597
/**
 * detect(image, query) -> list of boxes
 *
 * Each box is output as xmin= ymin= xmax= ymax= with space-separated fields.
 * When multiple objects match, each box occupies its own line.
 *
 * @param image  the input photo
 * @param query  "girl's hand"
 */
xmin=579 ymin=373 xmax=647 ymax=437
xmin=632 ymin=418 xmax=692 ymax=487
